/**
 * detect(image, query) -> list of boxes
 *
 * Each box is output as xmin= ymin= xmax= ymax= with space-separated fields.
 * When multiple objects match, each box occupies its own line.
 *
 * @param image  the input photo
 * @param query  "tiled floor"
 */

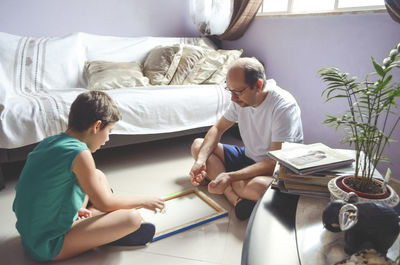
xmin=0 ymin=134 xmax=247 ymax=265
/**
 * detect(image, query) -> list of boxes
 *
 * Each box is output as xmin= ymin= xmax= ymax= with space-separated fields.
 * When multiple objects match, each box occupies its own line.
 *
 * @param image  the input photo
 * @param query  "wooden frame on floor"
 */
xmin=137 ymin=189 xmax=228 ymax=241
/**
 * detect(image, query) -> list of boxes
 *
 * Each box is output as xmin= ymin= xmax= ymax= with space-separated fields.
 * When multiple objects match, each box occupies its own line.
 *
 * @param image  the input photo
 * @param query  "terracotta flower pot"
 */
xmin=338 ymin=176 xmax=390 ymax=200
xmin=327 ymin=176 xmax=400 ymax=207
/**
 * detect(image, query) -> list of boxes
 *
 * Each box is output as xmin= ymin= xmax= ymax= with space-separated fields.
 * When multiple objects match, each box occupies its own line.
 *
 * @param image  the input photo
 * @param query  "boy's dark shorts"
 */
xmin=223 ymin=144 xmax=255 ymax=172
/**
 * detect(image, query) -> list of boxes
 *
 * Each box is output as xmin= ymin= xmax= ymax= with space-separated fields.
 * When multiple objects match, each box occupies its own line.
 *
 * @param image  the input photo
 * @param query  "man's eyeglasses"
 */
xmin=224 ymin=86 xmax=248 ymax=96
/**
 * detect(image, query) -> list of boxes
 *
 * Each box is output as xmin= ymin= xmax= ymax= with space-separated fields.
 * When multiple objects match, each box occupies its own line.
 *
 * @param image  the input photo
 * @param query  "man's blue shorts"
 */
xmin=223 ymin=144 xmax=255 ymax=172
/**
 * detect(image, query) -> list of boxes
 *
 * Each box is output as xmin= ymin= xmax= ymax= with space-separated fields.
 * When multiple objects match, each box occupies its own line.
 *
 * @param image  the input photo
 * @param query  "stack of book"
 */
xmin=268 ymin=143 xmax=355 ymax=198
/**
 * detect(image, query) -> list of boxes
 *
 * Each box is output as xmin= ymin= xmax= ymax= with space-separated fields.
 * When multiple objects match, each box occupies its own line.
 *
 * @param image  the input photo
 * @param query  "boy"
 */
xmin=13 ymin=91 xmax=164 ymax=261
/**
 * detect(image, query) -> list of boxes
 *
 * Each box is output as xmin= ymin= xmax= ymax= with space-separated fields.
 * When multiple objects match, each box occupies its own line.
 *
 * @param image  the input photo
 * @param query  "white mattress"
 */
xmin=0 ymin=84 xmax=230 ymax=149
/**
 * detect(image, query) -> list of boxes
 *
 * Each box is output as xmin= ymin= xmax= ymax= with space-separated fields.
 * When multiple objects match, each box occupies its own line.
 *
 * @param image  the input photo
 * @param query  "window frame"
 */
xmin=257 ymin=0 xmax=387 ymax=17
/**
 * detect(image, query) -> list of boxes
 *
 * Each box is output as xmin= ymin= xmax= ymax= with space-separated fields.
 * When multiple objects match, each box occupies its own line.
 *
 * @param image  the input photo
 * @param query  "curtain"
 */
xmin=385 ymin=0 xmax=400 ymax=24
xmin=190 ymin=0 xmax=263 ymax=41
xmin=217 ymin=0 xmax=263 ymax=40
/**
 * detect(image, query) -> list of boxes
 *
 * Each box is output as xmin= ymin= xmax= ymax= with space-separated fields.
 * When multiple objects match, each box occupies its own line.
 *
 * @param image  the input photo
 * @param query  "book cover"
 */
xmin=278 ymin=174 xmax=332 ymax=186
xmin=277 ymin=166 xmax=337 ymax=186
xmin=283 ymin=182 xmax=329 ymax=192
xmin=268 ymin=143 xmax=354 ymax=175
xmin=271 ymin=178 xmax=330 ymax=198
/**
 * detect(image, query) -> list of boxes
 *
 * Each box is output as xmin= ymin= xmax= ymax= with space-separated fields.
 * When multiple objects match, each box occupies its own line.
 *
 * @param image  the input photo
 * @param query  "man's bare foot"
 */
xmin=234 ymin=197 xmax=242 ymax=207
xmin=223 ymin=186 xmax=241 ymax=206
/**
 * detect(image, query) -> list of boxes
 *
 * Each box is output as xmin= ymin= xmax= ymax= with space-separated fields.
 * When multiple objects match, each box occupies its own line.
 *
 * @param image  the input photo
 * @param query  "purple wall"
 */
xmin=0 ymin=0 xmax=197 ymax=37
xmin=1 ymin=1 xmax=399 ymax=179
xmin=223 ymin=12 xmax=400 ymax=179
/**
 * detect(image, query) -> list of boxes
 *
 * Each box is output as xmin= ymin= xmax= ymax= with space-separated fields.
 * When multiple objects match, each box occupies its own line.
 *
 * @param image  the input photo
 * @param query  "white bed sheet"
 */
xmin=0 ymin=85 xmax=230 ymax=149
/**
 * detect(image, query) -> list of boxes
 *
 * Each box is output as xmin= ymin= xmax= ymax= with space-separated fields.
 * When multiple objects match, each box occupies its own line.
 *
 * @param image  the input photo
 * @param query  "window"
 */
xmin=258 ymin=0 xmax=385 ymax=15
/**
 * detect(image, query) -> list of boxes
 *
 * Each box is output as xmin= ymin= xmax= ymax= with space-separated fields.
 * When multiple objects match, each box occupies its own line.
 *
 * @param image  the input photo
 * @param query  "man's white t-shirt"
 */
xmin=223 ymin=79 xmax=304 ymax=162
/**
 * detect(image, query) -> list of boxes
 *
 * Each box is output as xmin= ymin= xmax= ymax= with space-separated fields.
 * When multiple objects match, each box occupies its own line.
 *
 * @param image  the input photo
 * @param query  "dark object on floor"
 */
xmin=109 ymin=222 xmax=156 ymax=246
xmin=334 ymin=248 xmax=394 ymax=265
xmin=235 ymin=199 xmax=256 ymax=220
xmin=322 ymin=194 xmax=399 ymax=255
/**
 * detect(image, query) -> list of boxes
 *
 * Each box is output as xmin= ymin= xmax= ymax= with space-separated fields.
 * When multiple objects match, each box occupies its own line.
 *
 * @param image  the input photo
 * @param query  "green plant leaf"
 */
xmin=318 ymin=51 xmax=400 ymax=185
xmin=372 ymin=57 xmax=384 ymax=76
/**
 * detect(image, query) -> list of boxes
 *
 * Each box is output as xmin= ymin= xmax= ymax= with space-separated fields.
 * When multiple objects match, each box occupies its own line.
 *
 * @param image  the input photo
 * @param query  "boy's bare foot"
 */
xmin=87 ymin=206 xmax=105 ymax=217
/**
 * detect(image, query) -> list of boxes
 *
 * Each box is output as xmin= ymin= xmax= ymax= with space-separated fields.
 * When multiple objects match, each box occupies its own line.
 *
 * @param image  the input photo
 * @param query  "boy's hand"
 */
xmin=76 ymin=208 xmax=93 ymax=220
xmin=142 ymin=197 xmax=165 ymax=213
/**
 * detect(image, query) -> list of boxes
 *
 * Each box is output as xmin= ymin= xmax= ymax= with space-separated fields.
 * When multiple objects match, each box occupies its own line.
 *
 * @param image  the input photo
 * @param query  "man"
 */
xmin=189 ymin=57 xmax=303 ymax=220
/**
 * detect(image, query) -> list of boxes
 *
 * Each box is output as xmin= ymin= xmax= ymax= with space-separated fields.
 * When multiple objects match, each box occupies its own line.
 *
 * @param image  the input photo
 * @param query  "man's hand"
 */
xmin=189 ymin=160 xmax=207 ymax=186
xmin=208 ymin=172 xmax=231 ymax=194
xmin=141 ymin=196 xmax=165 ymax=213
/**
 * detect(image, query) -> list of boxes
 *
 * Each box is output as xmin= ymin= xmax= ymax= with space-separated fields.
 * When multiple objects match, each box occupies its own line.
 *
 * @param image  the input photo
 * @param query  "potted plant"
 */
xmin=318 ymin=42 xmax=400 ymax=207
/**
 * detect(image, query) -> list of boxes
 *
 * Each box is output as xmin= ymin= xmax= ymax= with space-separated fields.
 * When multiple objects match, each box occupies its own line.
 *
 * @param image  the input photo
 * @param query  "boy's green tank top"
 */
xmin=12 ymin=132 xmax=88 ymax=261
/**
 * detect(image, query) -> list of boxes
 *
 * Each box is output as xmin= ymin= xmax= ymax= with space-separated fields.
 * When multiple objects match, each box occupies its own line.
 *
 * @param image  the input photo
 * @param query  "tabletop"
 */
xmin=241 ymin=187 xmax=400 ymax=265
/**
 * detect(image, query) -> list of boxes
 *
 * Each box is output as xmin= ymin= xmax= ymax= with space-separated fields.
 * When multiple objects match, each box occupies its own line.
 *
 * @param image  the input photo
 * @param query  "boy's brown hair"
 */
xmin=68 ymin=91 xmax=121 ymax=132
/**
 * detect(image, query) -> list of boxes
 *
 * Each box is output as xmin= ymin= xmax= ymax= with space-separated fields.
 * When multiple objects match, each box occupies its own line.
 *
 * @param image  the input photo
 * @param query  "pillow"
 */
xmin=0 ymin=32 xmax=86 ymax=92
xmin=143 ymin=44 xmax=183 ymax=85
xmin=84 ymin=61 xmax=149 ymax=90
xmin=204 ymin=49 xmax=243 ymax=85
xmin=169 ymin=45 xmax=207 ymax=85
xmin=182 ymin=48 xmax=227 ymax=85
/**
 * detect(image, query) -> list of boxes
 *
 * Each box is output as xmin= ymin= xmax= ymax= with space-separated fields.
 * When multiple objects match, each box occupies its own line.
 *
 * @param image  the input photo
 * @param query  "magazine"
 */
xmin=268 ymin=143 xmax=354 ymax=175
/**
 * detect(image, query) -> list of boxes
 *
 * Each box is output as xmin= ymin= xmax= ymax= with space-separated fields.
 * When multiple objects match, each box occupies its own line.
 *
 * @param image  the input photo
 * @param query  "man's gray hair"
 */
xmin=231 ymin=57 xmax=266 ymax=89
